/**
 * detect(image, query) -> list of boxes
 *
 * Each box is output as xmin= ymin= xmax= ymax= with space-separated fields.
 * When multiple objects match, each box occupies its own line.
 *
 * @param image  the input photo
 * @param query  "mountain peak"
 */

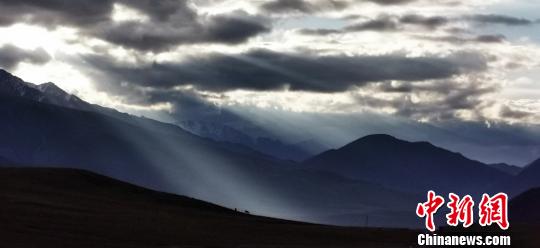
xmin=39 ymin=82 xmax=58 ymax=88
xmin=36 ymin=82 xmax=68 ymax=96
xmin=0 ymin=68 xmax=89 ymax=110
xmin=358 ymin=134 xmax=399 ymax=142
xmin=343 ymin=134 xmax=407 ymax=149
xmin=0 ymin=69 xmax=44 ymax=98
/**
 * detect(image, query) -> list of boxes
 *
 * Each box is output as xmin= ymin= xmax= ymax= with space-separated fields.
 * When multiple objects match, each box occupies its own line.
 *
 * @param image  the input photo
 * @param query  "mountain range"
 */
xmin=1 ymin=68 xmax=540 ymax=228
xmin=0 ymin=69 xmax=418 ymax=227
xmin=303 ymin=134 xmax=512 ymax=196
xmin=178 ymin=120 xmax=328 ymax=161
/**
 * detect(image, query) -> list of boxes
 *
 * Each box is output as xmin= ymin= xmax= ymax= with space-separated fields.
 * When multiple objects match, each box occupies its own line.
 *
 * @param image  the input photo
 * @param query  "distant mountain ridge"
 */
xmin=178 ymin=120 xmax=328 ymax=161
xmin=303 ymin=134 xmax=511 ymax=195
xmin=0 ymin=69 xmax=419 ymax=227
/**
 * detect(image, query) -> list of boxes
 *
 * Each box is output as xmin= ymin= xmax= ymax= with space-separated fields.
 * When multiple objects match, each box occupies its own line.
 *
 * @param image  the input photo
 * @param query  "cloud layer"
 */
xmin=83 ymin=49 xmax=488 ymax=93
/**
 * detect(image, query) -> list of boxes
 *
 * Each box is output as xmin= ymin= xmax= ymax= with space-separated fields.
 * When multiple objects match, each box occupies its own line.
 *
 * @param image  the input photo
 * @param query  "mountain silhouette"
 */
xmin=505 ymin=158 xmax=540 ymax=196
xmin=510 ymin=187 xmax=540 ymax=225
xmin=303 ymin=134 xmax=511 ymax=195
xmin=0 ymin=69 xmax=417 ymax=227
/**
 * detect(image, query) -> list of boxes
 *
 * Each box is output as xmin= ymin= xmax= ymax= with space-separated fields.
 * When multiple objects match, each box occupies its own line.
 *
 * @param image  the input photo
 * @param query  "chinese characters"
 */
xmin=416 ymin=191 xmax=445 ymax=232
xmin=416 ymin=191 xmax=509 ymax=231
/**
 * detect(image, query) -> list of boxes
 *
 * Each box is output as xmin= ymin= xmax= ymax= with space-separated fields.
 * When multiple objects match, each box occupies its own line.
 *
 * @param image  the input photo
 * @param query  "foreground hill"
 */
xmin=0 ymin=167 xmax=418 ymax=248
xmin=303 ymin=134 xmax=510 ymax=195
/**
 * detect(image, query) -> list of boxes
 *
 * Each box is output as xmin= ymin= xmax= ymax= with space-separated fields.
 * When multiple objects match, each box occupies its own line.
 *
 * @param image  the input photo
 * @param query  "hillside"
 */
xmin=0 ymin=167 xmax=417 ymax=248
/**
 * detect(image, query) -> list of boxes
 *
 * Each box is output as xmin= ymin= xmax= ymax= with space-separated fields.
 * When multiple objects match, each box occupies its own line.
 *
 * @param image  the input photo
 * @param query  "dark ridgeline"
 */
xmin=303 ymin=134 xmax=511 ymax=196
xmin=487 ymin=163 xmax=522 ymax=176
xmin=510 ymin=187 xmax=540 ymax=224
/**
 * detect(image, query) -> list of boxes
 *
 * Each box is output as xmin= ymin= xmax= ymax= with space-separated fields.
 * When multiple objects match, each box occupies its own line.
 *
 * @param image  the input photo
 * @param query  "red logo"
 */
xmin=416 ymin=191 xmax=509 ymax=231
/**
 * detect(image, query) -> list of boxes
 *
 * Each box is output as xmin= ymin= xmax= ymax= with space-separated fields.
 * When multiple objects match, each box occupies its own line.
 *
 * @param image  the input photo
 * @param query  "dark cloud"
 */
xmin=367 ymin=0 xmax=416 ymax=5
xmin=475 ymin=34 xmax=506 ymax=43
xmin=416 ymin=34 xmax=506 ymax=44
xmin=298 ymin=28 xmax=341 ymax=35
xmin=0 ymin=0 xmax=269 ymax=51
xmin=203 ymin=15 xmax=270 ymax=44
xmin=96 ymin=11 xmax=269 ymax=51
xmin=261 ymin=0 xmax=314 ymax=13
xmin=500 ymin=106 xmax=533 ymax=120
xmin=399 ymin=14 xmax=449 ymax=29
xmin=120 ymin=0 xmax=194 ymax=22
xmin=356 ymin=80 xmax=496 ymax=121
xmin=81 ymin=49 xmax=488 ymax=93
xmin=300 ymin=13 xmax=536 ymax=37
xmin=301 ymin=14 xmax=449 ymax=35
xmin=147 ymin=88 xmax=223 ymax=121
xmin=468 ymin=14 xmax=534 ymax=26
xmin=90 ymin=13 xmax=269 ymax=51
xmin=0 ymin=0 xmax=193 ymax=27
xmin=0 ymin=0 xmax=114 ymax=27
xmin=260 ymin=0 xmax=348 ymax=14
xmin=0 ymin=45 xmax=51 ymax=70
xmin=345 ymin=17 xmax=399 ymax=32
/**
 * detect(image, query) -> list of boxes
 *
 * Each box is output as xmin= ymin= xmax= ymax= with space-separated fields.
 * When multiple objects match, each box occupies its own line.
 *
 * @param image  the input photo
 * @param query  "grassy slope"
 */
xmin=0 ymin=167 xmax=417 ymax=248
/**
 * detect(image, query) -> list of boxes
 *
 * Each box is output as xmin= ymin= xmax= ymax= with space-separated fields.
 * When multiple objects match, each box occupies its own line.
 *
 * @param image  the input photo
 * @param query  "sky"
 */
xmin=1 ymin=0 xmax=540 ymax=165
